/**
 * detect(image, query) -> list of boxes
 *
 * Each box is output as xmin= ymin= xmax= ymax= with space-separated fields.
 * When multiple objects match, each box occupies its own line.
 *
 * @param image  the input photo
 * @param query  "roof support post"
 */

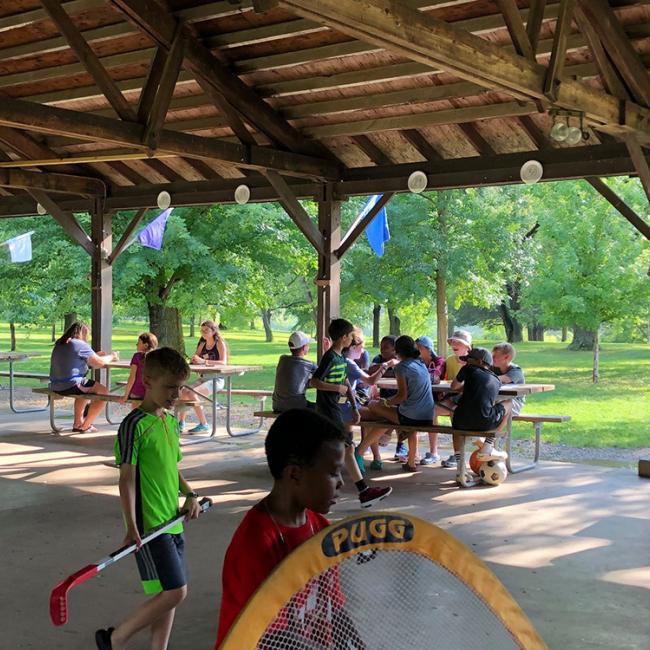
xmin=316 ymin=184 xmax=341 ymax=359
xmin=91 ymin=200 xmax=113 ymax=381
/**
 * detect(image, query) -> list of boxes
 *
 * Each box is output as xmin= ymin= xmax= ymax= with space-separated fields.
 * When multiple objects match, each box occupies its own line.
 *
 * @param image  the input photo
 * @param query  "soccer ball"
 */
xmin=469 ymin=449 xmax=482 ymax=474
xmin=479 ymin=460 xmax=508 ymax=486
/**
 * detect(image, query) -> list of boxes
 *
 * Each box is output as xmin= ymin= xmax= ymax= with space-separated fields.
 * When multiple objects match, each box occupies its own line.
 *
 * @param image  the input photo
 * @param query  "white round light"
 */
xmin=36 ymin=202 xmax=46 ymax=215
xmin=565 ymin=126 xmax=583 ymax=146
xmin=407 ymin=170 xmax=428 ymax=193
xmin=156 ymin=190 xmax=171 ymax=210
xmin=550 ymin=121 xmax=568 ymax=142
xmin=234 ymin=184 xmax=251 ymax=205
xmin=520 ymin=160 xmax=543 ymax=184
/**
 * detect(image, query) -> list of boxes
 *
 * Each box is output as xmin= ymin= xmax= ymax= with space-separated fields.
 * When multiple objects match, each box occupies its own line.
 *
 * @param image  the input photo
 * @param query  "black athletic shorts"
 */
xmin=135 ymin=532 xmax=187 ymax=594
xmin=53 ymin=378 xmax=97 ymax=396
xmin=453 ymin=402 xmax=505 ymax=431
xmin=397 ymin=410 xmax=433 ymax=428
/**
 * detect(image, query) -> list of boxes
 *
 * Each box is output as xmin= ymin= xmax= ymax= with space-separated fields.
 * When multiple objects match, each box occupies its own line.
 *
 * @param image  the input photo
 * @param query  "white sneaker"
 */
xmin=476 ymin=445 xmax=507 ymax=462
xmin=455 ymin=470 xmax=473 ymax=486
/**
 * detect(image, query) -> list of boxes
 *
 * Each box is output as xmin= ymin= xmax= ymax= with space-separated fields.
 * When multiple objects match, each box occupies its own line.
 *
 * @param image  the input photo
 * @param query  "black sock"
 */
xmin=485 ymin=436 xmax=495 ymax=446
xmin=355 ymin=479 xmax=368 ymax=493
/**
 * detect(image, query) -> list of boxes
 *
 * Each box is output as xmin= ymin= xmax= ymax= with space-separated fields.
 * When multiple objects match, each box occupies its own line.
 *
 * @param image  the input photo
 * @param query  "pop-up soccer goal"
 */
xmin=221 ymin=512 xmax=547 ymax=649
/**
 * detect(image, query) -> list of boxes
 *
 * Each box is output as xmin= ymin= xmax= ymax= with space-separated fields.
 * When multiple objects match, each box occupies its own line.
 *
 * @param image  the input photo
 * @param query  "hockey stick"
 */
xmin=49 ymin=497 xmax=212 ymax=626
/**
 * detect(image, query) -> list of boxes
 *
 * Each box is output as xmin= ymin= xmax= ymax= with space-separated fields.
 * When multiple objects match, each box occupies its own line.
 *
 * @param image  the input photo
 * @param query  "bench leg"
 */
xmin=225 ymin=376 xmax=263 ymax=438
xmin=105 ymin=399 xmax=120 ymax=425
xmin=49 ymin=399 xmax=63 ymax=435
xmin=8 ymin=362 xmax=50 ymax=413
xmin=456 ymin=438 xmax=481 ymax=488
xmin=506 ymin=421 xmax=541 ymax=474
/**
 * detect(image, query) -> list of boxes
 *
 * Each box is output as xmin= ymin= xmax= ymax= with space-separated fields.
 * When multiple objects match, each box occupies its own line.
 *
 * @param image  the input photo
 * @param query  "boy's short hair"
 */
xmin=143 ymin=347 xmax=190 ymax=380
xmin=328 ymin=318 xmax=354 ymax=342
xmin=395 ymin=335 xmax=420 ymax=359
xmin=265 ymin=409 xmax=346 ymax=479
xmin=380 ymin=335 xmax=397 ymax=347
xmin=492 ymin=342 xmax=516 ymax=360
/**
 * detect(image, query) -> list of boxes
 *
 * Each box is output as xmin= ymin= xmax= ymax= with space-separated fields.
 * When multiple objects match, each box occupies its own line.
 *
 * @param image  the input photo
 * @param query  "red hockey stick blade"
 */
xmin=49 ymin=564 xmax=98 ymax=626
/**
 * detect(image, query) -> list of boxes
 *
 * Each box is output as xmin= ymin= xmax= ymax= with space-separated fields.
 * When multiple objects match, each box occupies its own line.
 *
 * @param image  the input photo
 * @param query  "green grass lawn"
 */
xmin=2 ymin=322 xmax=648 ymax=448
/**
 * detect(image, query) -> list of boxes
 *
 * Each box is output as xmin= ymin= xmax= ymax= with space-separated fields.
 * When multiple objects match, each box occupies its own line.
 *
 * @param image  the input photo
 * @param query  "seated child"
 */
xmin=120 ymin=332 xmax=158 ymax=404
xmin=310 ymin=318 xmax=392 ymax=508
xmin=491 ymin=342 xmax=525 ymax=415
xmin=440 ymin=329 xmax=473 ymax=468
xmin=367 ymin=335 xmax=434 ymax=473
xmin=216 ymin=409 xmax=350 ymax=648
xmin=450 ymin=347 xmax=511 ymax=485
xmin=272 ymin=331 xmax=317 ymax=412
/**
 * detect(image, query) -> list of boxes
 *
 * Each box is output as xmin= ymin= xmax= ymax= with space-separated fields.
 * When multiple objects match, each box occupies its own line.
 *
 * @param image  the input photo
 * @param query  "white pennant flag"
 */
xmin=2 ymin=231 xmax=34 ymax=263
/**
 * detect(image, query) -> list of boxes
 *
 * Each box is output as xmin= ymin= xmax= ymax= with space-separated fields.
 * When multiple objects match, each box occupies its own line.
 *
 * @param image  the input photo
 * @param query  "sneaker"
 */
xmin=476 ymin=445 xmax=508 ymax=462
xmin=359 ymin=485 xmax=392 ymax=508
xmin=188 ymin=423 xmax=209 ymax=434
xmin=370 ymin=460 xmax=383 ymax=471
xmin=95 ymin=627 xmax=114 ymax=650
xmin=420 ymin=452 xmax=441 ymax=466
xmin=393 ymin=443 xmax=408 ymax=461
xmin=402 ymin=462 xmax=418 ymax=473
xmin=441 ymin=454 xmax=457 ymax=468
xmin=179 ymin=421 xmax=185 ymax=433
xmin=455 ymin=471 xmax=473 ymax=486
xmin=353 ymin=449 xmax=366 ymax=475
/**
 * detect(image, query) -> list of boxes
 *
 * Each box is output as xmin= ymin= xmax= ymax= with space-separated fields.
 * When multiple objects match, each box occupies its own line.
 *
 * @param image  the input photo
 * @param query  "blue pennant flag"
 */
xmin=362 ymin=195 xmax=390 ymax=257
xmin=137 ymin=208 xmax=173 ymax=250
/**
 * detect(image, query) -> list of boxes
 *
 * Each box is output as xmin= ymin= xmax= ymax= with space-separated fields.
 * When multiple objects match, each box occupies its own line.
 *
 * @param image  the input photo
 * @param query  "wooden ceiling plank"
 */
xmin=577 ymin=0 xmax=650 ymax=107
xmin=107 ymin=160 xmax=149 ymax=185
xmin=574 ymin=5 xmax=630 ymax=100
xmin=0 ymin=94 xmax=339 ymax=179
xmin=526 ymin=0 xmax=548 ymax=55
xmin=401 ymin=129 xmax=443 ymax=161
xmin=0 ymin=0 xmax=103 ymax=32
xmin=586 ymin=176 xmax=650 ymax=239
xmin=0 ymin=167 xmax=104 ymax=195
xmin=264 ymin=169 xmax=324 ymax=254
xmin=496 ymin=0 xmax=535 ymax=60
xmin=543 ymin=0 xmax=575 ymax=100
xmin=39 ymin=0 xmax=137 ymax=121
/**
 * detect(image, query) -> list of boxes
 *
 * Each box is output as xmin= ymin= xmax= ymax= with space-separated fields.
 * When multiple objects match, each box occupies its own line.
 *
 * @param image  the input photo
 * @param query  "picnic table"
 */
xmin=377 ymin=378 xmax=555 ymax=396
xmin=0 ymin=351 xmax=50 ymax=413
xmin=105 ymin=361 xmax=263 ymax=442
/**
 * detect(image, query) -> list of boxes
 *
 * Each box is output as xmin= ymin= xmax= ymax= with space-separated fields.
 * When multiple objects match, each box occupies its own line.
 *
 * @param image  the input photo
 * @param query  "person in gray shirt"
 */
xmin=491 ymin=342 xmax=526 ymax=415
xmin=272 ymin=331 xmax=317 ymax=412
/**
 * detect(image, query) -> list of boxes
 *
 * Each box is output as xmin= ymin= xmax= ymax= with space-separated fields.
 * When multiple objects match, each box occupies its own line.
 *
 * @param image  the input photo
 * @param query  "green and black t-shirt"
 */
xmin=312 ymin=348 xmax=347 ymax=425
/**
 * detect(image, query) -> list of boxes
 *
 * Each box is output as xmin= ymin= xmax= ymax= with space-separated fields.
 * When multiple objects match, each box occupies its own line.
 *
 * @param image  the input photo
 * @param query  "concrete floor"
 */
xmin=1 ymin=408 xmax=649 ymax=650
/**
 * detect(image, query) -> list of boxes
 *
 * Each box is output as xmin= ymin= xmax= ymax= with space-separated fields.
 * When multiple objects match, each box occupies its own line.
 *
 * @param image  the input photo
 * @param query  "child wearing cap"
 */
xmin=272 ymin=331 xmax=317 ymax=412
xmin=449 ymin=347 xmax=510 ymax=485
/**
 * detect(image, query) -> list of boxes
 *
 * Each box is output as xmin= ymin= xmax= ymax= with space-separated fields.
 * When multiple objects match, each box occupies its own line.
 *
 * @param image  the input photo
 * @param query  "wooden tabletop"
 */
xmin=0 ymin=352 xmax=29 ymax=362
xmin=376 ymin=378 xmax=554 ymax=396
xmin=106 ymin=360 xmax=262 ymax=376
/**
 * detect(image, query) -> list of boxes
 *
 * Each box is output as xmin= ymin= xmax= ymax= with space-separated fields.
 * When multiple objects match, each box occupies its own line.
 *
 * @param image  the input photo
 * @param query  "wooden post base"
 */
xmin=638 ymin=458 xmax=650 ymax=478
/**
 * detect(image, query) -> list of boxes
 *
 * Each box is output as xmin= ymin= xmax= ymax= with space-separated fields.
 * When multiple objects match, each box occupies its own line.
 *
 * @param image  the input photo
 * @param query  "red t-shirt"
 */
xmin=215 ymin=505 xmax=330 ymax=648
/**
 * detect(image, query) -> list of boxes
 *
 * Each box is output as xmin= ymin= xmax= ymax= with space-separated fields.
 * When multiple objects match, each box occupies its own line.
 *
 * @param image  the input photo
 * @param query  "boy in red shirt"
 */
xmin=216 ymin=409 xmax=347 ymax=648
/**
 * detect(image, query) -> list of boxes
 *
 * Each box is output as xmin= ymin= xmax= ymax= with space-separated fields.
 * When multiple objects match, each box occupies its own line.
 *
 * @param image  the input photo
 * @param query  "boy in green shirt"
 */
xmin=96 ymin=347 xmax=201 ymax=650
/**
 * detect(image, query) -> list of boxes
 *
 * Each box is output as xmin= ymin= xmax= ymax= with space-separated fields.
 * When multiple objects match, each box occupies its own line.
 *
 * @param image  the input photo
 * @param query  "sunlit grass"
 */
xmin=1 ymin=322 xmax=648 ymax=448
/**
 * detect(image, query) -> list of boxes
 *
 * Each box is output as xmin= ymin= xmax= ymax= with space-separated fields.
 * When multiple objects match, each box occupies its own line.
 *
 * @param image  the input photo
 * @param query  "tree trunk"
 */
xmin=436 ymin=269 xmax=448 ymax=358
xmin=9 ymin=321 xmax=16 ymax=351
xmin=148 ymin=303 xmax=185 ymax=354
xmin=51 ymin=322 xmax=56 ymax=342
xmin=64 ymin=312 xmax=78 ymax=330
xmin=189 ymin=315 xmax=195 ymax=338
xmin=249 ymin=319 xmax=255 ymax=330
xmin=498 ymin=302 xmax=523 ymax=343
xmin=261 ymin=309 xmax=273 ymax=342
xmin=561 ymin=326 xmax=568 ymax=342
xmin=387 ymin=307 xmax=400 ymax=336
xmin=592 ymin=327 xmax=600 ymax=384
xmin=568 ymin=326 xmax=595 ymax=351
xmin=527 ymin=324 xmax=534 ymax=341
xmin=372 ymin=304 xmax=381 ymax=347
xmin=534 ymin=324 xmax=544 ymax=341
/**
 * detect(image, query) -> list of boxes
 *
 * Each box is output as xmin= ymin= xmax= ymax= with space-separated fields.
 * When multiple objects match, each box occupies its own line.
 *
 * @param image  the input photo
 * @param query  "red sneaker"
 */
xmin=359 ymin=486 xmax=392 ymax=508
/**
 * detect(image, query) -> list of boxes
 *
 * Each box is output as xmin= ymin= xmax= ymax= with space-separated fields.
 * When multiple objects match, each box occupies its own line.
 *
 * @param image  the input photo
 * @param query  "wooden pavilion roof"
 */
xmin=0 ymin=0 xmax=648 ymax=223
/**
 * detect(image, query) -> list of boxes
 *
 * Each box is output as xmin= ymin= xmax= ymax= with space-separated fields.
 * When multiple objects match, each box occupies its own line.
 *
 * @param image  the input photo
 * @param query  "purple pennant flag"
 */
xmin=137 ymin=208 xmax=173 ymax=250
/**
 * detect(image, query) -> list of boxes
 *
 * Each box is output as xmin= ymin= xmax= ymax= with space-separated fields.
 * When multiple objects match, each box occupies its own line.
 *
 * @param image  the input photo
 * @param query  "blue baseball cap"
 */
xmin=415 ymin=335 xmax=436 ymax=355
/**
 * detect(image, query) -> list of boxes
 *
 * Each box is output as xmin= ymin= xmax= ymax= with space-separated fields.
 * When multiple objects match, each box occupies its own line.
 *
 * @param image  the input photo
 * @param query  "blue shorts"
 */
xmin=135 ymin=533 xmax=186 ymax=594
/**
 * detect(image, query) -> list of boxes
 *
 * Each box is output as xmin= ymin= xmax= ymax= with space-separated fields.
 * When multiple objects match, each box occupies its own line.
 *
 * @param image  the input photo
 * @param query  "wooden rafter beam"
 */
xmin=0 ymin=168 xmax=105 ymax=196
xmin=109 ymin=0 xmax=321 ymax=156
xmin=624 ymin=135 xmax=650 ymax=202
xmin=576 ymin=0 xmax=650 ymax=108
xmin=497 ymin=0 xmax=535 ymax=59
xmin=543 ymin=0 xmax=575 ymax=100
xmin=39 ymin=0 xmax=137 ymax=122
xmin=401 ymin=129 xmax=443 ymax=162
xmin=0 ymin=95 xmax=340 ymax=180
xmin=351 ymin=136 xmax=394 ymax=166
xmin=275 ymin=0 xmax=650 ymax=141
xmin=336 ymin=192 xmax=395 ymax=258
xmin=264 ymin=170 xmax=324 ymax=254
xmin=585 ymin=177 xmax=650 ymax=240
xmin=107 ymin=207 xmax=147 ymax=264
xmin=137 ymin=48 xmax=168 ymax=124
xmin=526 ymin=0 xmax=548 ymax=55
